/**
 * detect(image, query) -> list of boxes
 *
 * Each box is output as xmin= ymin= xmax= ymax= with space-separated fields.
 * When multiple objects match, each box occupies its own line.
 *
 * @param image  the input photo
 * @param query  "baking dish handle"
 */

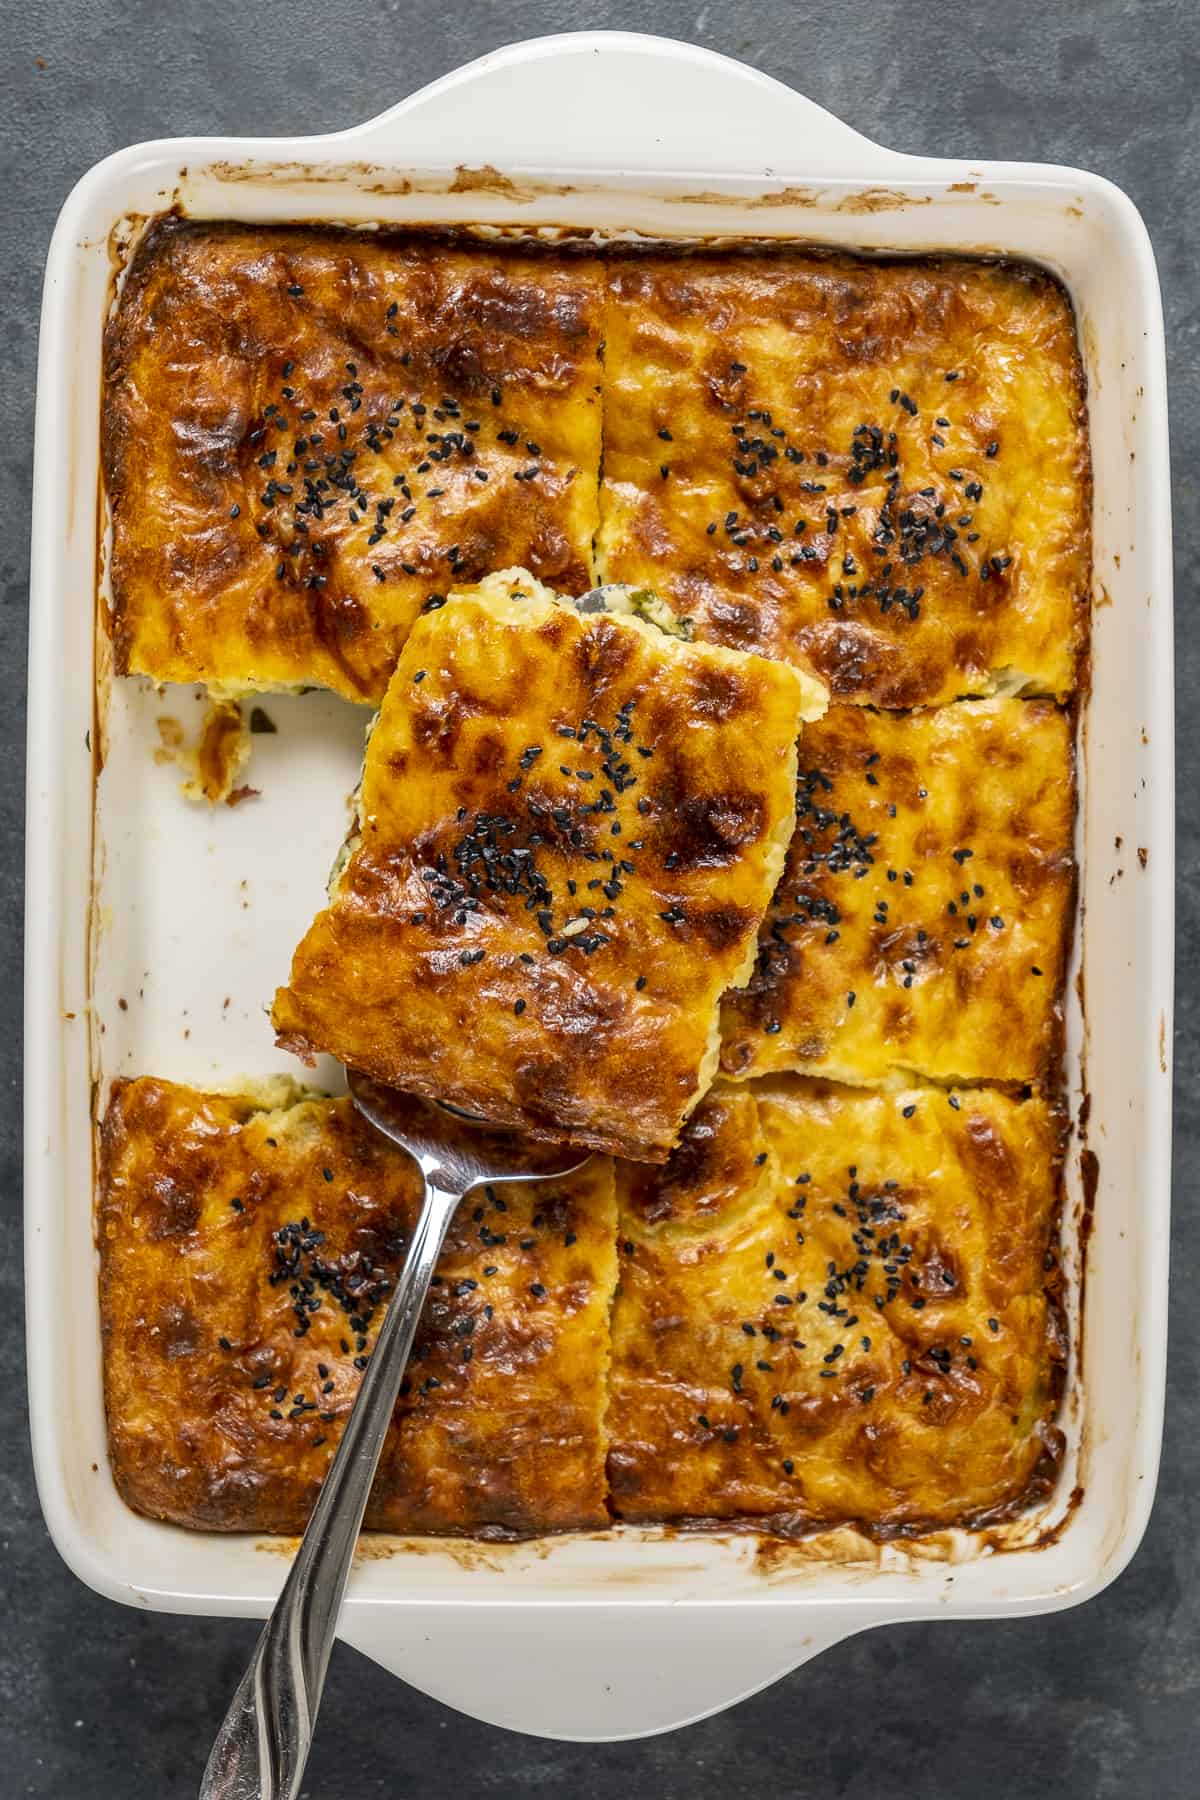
xmin=327 ymin=31 xmax=910 ymax=182
xmin=338 ymin=1603 xmax=867 ymax=1741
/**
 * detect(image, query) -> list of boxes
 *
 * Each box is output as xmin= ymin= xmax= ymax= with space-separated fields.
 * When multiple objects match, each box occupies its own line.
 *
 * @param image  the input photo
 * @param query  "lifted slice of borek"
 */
xmin=272 ymin=569 xmax=826 ymax=1161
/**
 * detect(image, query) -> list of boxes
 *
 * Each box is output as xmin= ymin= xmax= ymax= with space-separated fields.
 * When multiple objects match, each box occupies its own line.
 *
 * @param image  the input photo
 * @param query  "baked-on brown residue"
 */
xmin=152 ymin=700 xmax=251 ymax=806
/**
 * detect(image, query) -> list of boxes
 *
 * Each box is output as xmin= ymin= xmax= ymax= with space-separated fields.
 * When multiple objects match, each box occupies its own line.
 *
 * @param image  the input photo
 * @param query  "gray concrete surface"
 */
xmin=2 ymin=1 xmax=1195 ymax=1793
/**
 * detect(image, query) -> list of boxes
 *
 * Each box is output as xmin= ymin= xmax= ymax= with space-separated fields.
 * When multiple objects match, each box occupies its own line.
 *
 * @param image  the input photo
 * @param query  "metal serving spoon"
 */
xmin=200 ymin=1073 xmax=590 ymax=1800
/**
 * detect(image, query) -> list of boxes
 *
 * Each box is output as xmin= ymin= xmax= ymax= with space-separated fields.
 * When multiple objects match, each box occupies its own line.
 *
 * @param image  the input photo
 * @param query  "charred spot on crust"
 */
xmin=625 ymin=1091 xmax=762 ymax=1226
xmin=692 ymin=902 xmax=756 ymax=953
xmin=910 ymin=1240 xmax=962 ymax=1298
xmin=410 ymin=694 xmax=468 ymax=756
xmin=432 ymin=337 xmax=485 ymax=391
xmin=700 ymin=595 xmax=769 ymax=653
xmin=470 ymin=730 xmax=508 ymax=779
xmin=801 ymin=622 xmax=900 ymax=701
xmin=158 ymin=1302 xmax=201 ymax=1360
xmin=684 ymin=663 xmax=754 ymax=722
xmin=575 ymin=615 xmax=636 ymax=695
xmin=467 ymin=277 xmax=553 ymax=343
xmin=654 ymin=789 xmax=766 ymax=871
xmin=959 ymin=1109 xmax=1020 ymax=1202
xmin=718 ymin=1033 xmax=757 ymax=1075
xmin=524 ymin=520 xmax=578 ymax=584
xmin=145 ymin=1174 xmax=202 ymax=1240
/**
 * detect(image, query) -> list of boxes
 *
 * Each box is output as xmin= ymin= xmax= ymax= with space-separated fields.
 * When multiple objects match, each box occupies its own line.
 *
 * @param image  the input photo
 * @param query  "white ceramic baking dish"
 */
xmin=26 ymin=31 xmax=1173 ymax=1742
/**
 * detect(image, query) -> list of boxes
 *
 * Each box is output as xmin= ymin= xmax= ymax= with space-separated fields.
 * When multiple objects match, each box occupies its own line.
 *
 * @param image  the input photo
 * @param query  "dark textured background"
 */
xmin=3 ymin=2 xmax=1195 ymax=1793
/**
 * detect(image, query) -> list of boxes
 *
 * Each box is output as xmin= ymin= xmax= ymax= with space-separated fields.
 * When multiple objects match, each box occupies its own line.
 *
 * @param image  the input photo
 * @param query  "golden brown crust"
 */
xmin=102 ymin=231 xmax=1088 ymax=709
xmin=98 ymin=1077 xmax=616 ymax=1537
xmin=271 ymin=573 xmax=817 ymax=1162
xmin=719 ymin=697 xmax=1076 ymax=1085
xmin=597 ymin=250 xmax=1090 ymax=706
xmin=607 ymin=1078 xmax=1066 ymax=1534
xmin=97 ymin=233 xmax=1086 ymax=1544
xmin=103 ymin=220 xmax=603 ymax=700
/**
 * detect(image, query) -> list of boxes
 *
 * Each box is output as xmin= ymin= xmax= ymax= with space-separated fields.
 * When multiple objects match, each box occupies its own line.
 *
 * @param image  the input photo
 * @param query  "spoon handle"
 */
xmin=200 ymin=1176 xmax=463 ymax=1800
